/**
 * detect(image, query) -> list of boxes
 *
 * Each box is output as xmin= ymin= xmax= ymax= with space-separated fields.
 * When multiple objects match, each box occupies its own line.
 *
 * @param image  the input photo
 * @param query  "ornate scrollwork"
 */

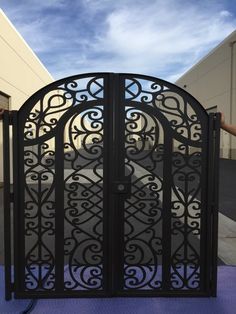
xmin=24 ymin=142 xmax=55 ymax=290
xmin=124 ymin=172 xmax=163 ymax=290
xmin=125 ymin=77 xmax=203 ymax=143
xmin=124 ymin=106 xmax=164 ymax=290
xmin=22 ymin=75 xmax=105 ymax=293
xmin=123 ymin=74 xmax=205 ymax=292
xmin=24 ymin=76 xmax=104 ymax=142
xmin=19 ymin=73 xmax=209 ymax=295
xmin=63 ymin=107 xmax=104 ymax=290
xmin=170 ymin=145 xmax=202 ymax=289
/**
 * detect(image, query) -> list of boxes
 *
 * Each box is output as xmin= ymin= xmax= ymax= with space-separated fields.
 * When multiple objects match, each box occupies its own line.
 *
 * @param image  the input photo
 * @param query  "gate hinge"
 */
xmin=9 ymin=192 xmax=14 ymax=203
xmin=0 ymin=109 xmax=16 ymax=125
xmin=211 ymin=202 xmax=219 ymax=214
xmin=9 ymin=112 xmax=14 ymax=125
xmin=212 ymin=115 xmax=217 ymax=131
xmin=0 ymin=109 xmax=4 ymax=121
xmin=209 ymin=279 xmax=213 ymax=290
xmin=11 ymin=282 xmax=15 ymax=292
xmin=209 ymin=279 xmax=217 ymax=296
xmin=0 ymin=109 xmax=14 ymax=124
xmin=211 ymin=203 xmax=216 ymax=214
xmin=212 ymin=113 xmax=221 ymax=131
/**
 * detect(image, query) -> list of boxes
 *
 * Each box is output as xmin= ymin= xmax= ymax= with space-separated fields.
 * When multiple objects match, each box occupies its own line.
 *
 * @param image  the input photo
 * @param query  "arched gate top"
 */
xmin=18 ymin=72 xmax=208 ymax=145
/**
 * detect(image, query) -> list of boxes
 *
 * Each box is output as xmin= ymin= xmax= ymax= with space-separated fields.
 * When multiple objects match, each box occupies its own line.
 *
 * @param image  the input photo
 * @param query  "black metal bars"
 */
xmin=2 ymin=73 xmax=220 ymax=299
xmin=3 ymin=110 xmax=12 ymax=300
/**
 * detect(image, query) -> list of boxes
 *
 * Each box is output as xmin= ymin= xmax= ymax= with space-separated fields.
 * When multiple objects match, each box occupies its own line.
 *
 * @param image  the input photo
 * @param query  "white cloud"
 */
xmin=220 ymin=10 xmax=232 ymax=17
xmin=1 ymin=0 xmax=236 ymax=82
xmin=91 ymin=1 xmax=236 ymax=78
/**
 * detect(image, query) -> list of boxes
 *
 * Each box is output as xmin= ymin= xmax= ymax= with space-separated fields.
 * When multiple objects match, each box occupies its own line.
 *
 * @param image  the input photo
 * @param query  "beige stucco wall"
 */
xmin=0 ymin=9 xmax=54 ymax=184
xmin=176 ymin=30 xmax=236 ymax=159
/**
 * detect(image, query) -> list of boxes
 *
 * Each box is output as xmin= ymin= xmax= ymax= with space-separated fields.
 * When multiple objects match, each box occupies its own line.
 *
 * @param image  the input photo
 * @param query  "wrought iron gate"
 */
xmin=2 ymin=73 xmax=220 ymax=299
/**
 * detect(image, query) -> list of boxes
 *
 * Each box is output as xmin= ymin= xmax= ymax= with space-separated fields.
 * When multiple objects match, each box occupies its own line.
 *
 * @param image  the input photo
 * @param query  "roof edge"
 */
xmin=0 ymin=8 xmax=54 ymax=82
xmin=175 ymin=29 xmax=236 ymax=83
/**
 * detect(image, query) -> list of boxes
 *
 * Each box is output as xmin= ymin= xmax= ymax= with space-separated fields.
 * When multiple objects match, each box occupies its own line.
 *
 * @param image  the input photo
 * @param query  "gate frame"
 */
xmin=1 ymin=73 xmax=221 ymax=300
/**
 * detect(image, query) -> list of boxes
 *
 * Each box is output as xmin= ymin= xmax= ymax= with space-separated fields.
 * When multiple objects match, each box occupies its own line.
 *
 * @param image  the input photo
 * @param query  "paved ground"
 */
xmin=217 ymin=159 xmax=236 ymax=265
xmin=0 ymin=158 xmax=235 ymax=266
xmin=219 ymin=158 xmax=236 ymax=221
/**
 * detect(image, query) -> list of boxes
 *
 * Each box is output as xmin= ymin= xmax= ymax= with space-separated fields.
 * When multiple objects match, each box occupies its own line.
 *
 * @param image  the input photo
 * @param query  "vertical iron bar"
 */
xmin=112 ymin=74 xmax=125 ymax=293
xmin=12 ymin=110 xmax=19 ymax=295
xmin=103 ymin=74 xmax=112 ymax=293
xmin=199 ymin=115 xmax=208 ymax=293
xmin=162 ymin=133 xmax=173 ymax=291
xmin=211 ymin=112 xmax=220 ymax=296
xmin=55 ymin=128 xmax=65 ymax=291
xmin=205 ymin=113 xmax=214 ymax=295
xmin=3 ymin=111 xmax=11 ymax=300
xmin=105 ymin=73 xmax=116 ymax=295
xmin=16 ymin=111 xmax=24 ymax=296
xmin=205 ymin=112 xmax=220 ymax=296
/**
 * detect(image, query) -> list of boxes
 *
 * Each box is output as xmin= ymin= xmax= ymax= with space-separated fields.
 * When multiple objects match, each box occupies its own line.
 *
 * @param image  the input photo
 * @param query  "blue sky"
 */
xmin=1 ymin=0 xmax=236 ymax=82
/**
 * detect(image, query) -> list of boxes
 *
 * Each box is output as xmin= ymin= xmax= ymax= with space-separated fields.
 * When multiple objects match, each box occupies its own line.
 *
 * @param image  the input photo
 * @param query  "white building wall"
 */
xmin=176 ymin=30 xmax=236 ymax=159
xmin=0 ymin=9 xmax=54 ymax=184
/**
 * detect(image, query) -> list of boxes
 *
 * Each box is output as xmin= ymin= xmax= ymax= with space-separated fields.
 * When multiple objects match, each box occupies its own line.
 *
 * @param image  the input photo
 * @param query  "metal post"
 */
xmin=211 ymin=112 xmax=221 ymax=296
xmin=2 ymin=110 xmax=12 ymax=300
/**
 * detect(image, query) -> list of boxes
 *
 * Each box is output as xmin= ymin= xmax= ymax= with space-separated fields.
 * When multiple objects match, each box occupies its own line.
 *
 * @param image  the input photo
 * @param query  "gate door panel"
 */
xmin=16 ymin=74 xmax=111 ymax=297
xmin=2 ymin=72 xmax=220 ymax=299
xmin=114 ymin=74 xmax=212 ymax=295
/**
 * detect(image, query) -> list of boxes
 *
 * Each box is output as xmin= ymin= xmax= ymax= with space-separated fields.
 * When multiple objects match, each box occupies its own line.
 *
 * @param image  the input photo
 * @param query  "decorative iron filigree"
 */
xmin=122 ymin=75 xmax=206 ymax=292
xmin=22 ymin=75 xmax=105 ymax=293
xmin=124 ymin=107 xmax=164 ymax=290
xmin=23 ymin=76 xmax=104 ymax=142
xmin=124 ymin=77 xmax=203 ymax=143
xmin=16 ymin=73 xmax=213 ymax=297
xmin=170 ymin=146 xmax=202 ymax=290
xmin=24 ymin=142 xmax=55 ymax=290
xmin=63 ymin=107 xmax=104 ymax=290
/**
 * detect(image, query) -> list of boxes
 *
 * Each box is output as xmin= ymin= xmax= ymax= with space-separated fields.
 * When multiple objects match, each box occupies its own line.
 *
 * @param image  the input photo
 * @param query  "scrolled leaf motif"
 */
xmin=65 ymin=237 xmax=77 ymax=255
xmin=187 ymin=201 xmax=201 ymax=219
xmin=124 ymin=264 xmax=160 ymax=290
xmin=125 ymin=265 xmax=148 ymax=288
xmin=79 ymin=266 xmax=102 ymax=289
xmin=125 ymin=108 xmax=160 ymax=161
xmin=42 ymin=273 xmax=56 ymax=290
xmin=25 ymin=270 xmax=39 ymax=290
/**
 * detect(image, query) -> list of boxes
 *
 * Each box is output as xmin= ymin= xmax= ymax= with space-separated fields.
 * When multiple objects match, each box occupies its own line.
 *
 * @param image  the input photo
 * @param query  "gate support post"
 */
xmin=207 ymin=112 xmax=220 ymax=297
xmin=1 ymin=109 xmax=18 ymax=300
xmin=1 ymin=110 xmax=12 ymax=300
xmin=211 ymin=112 xmax=221 ymax=296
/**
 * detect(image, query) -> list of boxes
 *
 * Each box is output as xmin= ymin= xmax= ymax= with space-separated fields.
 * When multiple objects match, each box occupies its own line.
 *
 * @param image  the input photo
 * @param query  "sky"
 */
xmin=1 ymin=0 xmax=236 ymax=82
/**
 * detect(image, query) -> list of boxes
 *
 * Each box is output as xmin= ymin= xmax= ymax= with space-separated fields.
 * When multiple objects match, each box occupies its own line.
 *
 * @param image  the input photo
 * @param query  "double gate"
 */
xmin=2 ymin=73 xmax=220 ymax=299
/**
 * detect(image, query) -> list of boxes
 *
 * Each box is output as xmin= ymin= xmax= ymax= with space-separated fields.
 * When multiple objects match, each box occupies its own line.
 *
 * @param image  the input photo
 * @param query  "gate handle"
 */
xmin=112 ymin=178 xmax=131 ymax=196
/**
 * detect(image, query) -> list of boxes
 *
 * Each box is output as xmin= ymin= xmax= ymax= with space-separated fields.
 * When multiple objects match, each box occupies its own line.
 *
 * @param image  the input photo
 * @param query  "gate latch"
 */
xmin=112 ymin=180 xmax=131 ymax=195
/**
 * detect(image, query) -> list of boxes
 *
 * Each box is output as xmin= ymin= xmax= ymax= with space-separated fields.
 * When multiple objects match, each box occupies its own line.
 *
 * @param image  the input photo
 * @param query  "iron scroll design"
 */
xmin=22 ymin=74 xmax=105 ymax=143
xmin=19 ymin=74 xmax=107 ymax=292
xmin=124 ymin=75 xmax=204 ymax=144
xmin=63 ymin=107 xmax=104 ymax=290
xmin=24 ymin=142 xmax=56 ymax=291
xmin=14 ymin=72 xmax=214 ymax=297
xmin=123 ymin=107 xmax=164 ymax=290
xmin=121 ymin=74 xmax=207 ymax=291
